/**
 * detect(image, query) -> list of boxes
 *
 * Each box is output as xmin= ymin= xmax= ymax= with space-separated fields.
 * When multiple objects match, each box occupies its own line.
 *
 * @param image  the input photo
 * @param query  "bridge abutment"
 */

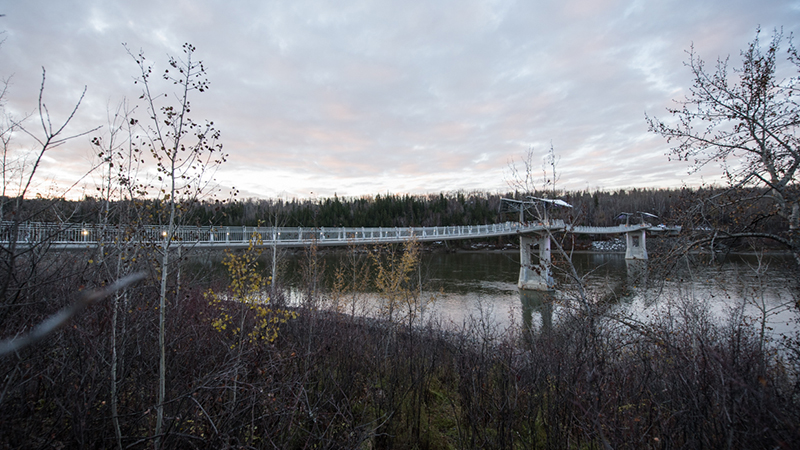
xmin=518 ymin=234 xmax=555 ymax=291
xmin=624 ymin=229 xmax=648 ymax=260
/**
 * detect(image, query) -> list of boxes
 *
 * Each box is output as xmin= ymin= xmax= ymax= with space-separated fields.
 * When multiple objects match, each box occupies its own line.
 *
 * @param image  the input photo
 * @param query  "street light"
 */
xmin=499 ymin=197 xmax=573 ymax=224
xmin=616 ymin=212 xmax=634 ymax=226
xmin=527 ymin=197 xmax=573 ymax=225
xmin=637 ymin=211 xmax=658 ymax=225
xmin=616 ymin=211 xmax=658 ymax=226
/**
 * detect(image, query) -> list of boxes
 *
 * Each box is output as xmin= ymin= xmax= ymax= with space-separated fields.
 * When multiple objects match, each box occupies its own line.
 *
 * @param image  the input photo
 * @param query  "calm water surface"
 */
xmin=276 ymin=250 xmax=799 ymax=336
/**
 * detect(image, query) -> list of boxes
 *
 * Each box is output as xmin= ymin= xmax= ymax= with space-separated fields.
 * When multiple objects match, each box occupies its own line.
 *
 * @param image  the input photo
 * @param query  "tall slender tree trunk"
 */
xmin=155 ymin=241 xmax=169 ymax=447
xmin=155 ymin=163 xmax=177 ymax=449
xmin=111 ymin=288 xmax=123 ymax=450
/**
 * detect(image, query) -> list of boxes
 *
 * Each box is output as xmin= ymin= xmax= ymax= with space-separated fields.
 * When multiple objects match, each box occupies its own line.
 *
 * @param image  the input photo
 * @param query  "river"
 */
xmin=273 ymin=249 xmax=799 ymax=337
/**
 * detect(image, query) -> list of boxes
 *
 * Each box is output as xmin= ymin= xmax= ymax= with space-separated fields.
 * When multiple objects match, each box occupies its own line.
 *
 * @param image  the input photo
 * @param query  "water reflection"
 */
xmin=189 ymin=249 xmax=798 ymax=335
xmin=520 ymin=289 xmax=554 ymax=333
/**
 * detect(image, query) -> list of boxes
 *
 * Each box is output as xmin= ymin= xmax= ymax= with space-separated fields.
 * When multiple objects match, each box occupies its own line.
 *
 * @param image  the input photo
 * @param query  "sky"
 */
xmin=1 ymin=0 xmax=799 ymax=200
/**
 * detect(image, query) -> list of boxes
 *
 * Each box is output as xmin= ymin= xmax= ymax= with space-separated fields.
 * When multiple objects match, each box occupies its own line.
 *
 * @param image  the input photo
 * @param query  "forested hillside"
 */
xmin=9 ymin=188 xmax=688 ymax=226
xmin=196 ymin=188 xmax=695 ymax=228
xmin=5 ymin=185 xmax=787 ymax=238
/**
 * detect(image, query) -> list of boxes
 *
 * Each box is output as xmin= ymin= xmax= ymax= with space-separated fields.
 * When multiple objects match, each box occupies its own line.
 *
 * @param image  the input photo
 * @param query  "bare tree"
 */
xmin=126 ymin=43 xmax=226 ymax=448
xmin=647 ymin=28 xmax=800 ymax=264
xmin=0 ymin=69 xmax=100 ymax=316
xmin=89 ymin=99 xmax=148 ymax=450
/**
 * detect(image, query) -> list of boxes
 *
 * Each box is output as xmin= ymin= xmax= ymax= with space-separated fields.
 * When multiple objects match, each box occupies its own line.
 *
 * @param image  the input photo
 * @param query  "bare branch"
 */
xmin=0 ymin=272 xmax=146 ymax=356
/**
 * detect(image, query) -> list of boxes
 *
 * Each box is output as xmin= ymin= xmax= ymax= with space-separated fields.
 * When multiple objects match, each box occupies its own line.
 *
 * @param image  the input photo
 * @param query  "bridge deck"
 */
xmin=1 ymin=221 xmax=679 ymax=249
xmin=568 ymin=224 xmax=652 ymax=234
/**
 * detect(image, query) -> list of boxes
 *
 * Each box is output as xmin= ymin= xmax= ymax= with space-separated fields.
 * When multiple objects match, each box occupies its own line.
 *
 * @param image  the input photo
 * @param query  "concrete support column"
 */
xmin=625 ymin=229 xmax=648 ymax=260
xmin=625 ymin=259 xmax=648 ymax=291
xmin=518 ymin=234 xmax=554 ymax=291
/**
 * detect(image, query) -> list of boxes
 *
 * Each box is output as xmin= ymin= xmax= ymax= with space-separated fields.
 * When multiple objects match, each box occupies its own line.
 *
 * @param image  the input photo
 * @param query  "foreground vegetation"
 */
xmin=1 ymin=242 xmax=799 ymax=449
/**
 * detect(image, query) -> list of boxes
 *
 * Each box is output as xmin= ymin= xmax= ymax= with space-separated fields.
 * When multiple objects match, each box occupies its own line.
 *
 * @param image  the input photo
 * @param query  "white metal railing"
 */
xmin=568 ymin=224 xmax=650 ymax=234
xmin=0 ymin=220 xmax=567 ymax=248
xmin=0 ymin=220 xmax=679 ymax=249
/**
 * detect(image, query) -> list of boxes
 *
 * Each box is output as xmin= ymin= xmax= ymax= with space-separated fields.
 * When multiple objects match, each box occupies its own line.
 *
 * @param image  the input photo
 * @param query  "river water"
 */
xmin=275 ymin=249 xmax=799 ymax=337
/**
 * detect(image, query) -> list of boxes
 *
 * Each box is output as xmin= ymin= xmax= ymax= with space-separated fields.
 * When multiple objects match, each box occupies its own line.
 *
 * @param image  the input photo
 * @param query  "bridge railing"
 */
xmin=3 ymin=220 xmax=688 ymax=247
xmin=568 ymin=224 xmax=651 ymax=234
xmin=1 ymin=220 xmax=564 ymax=247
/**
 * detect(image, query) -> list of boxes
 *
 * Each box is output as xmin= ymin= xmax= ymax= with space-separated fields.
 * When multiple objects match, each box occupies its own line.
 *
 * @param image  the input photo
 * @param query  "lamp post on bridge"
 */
xmin=499 ymin=196 xmax=573 ymax=225
xmin=616 ymin=211 xmax=658 ymax=227
xmin=528 ymin=196 xmax=572 ymax=226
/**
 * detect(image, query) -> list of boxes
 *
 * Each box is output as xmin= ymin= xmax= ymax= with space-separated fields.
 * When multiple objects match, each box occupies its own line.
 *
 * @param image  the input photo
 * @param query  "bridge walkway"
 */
xmin=1 ymin=220 xmax=677 ymax=250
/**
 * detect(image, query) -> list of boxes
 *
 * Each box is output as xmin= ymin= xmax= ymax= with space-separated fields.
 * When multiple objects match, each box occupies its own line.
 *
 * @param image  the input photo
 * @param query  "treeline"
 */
xmin=164 ymin=188 xmax=692 ymax=228
xmin=3 ymin=187 xmax=693 ymax=227
xmin=4 ymin=184 xmax=790 ymax=240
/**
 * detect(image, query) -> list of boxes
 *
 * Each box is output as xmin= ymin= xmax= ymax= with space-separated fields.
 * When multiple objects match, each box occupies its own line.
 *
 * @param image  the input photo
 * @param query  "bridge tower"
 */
xmin=624 ymin=229 xmax=648 ymax=260
xmin=518 ymin=234 xmax=554 ymax=291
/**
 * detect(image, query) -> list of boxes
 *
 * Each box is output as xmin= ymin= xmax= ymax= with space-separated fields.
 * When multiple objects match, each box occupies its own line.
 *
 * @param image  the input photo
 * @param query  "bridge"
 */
xmin=1 ymin=220 xmax=680 ymax=291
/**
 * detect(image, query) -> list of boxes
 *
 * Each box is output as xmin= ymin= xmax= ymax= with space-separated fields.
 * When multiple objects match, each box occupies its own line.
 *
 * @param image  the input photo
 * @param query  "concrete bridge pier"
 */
xmin=518 ymin=234 xmax=555 ymax=291
xmin=624 ymin=229 xmax=648 ymax=260
xmin=625 ymin=259 xmax=648 ymax=291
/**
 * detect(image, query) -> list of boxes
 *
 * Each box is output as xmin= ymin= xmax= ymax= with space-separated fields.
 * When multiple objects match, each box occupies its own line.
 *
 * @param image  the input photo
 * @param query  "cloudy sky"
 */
xmin=1 ymin=0 xmax=799 ymax=200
